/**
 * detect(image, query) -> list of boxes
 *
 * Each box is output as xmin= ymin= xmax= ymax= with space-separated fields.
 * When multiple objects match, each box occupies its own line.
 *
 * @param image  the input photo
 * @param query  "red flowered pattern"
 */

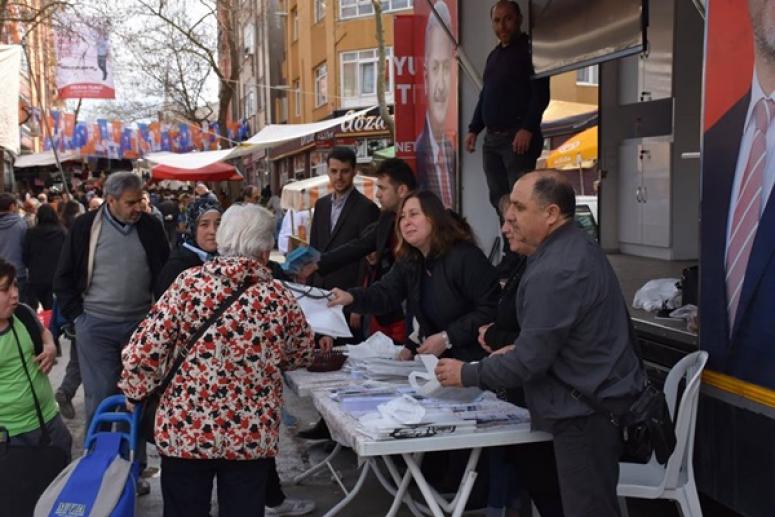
xmin=119 ymin=256 xmax=314 ymax=460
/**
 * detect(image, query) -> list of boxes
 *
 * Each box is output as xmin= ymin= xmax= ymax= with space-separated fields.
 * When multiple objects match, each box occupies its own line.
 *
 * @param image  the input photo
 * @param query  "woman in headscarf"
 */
xmin=154 ymin=197 xmax=222 ymax=299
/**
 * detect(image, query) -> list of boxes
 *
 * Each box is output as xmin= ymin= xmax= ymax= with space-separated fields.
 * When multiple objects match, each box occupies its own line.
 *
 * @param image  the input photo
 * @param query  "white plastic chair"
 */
xmin=617 ymin=350 xmax=709 ymax=517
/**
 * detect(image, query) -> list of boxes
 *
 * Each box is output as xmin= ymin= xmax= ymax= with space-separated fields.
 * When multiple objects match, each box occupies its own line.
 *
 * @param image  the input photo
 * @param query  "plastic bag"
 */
xmin=633 ymin=278 xmax=681 ymax=312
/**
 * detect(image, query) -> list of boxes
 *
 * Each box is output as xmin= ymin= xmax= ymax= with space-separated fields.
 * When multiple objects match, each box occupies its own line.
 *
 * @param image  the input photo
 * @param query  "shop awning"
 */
xmin=13 ymin=150 xmax=81 ymax=168
xmin=546 ymin=126 xmax=598 ymax=170
xmin=541 ymin=100 xmax=598 ymax=137
xmin=150 ymin=162 xmax=243 ymax=182
xmin=281 ymin=174 xmax=378 ymax=211
xmin=146 ymin=107 xmax=376 ymax=170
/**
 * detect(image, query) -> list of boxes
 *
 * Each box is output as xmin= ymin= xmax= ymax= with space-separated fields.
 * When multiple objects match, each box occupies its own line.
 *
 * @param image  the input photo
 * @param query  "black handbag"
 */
xmin=551 ymin=312 xmax=677 ymax=465
xmin=0 ymin=325 xmax=69 ymax=516
xmin=139 ymin=281 xmax=251 ymax=444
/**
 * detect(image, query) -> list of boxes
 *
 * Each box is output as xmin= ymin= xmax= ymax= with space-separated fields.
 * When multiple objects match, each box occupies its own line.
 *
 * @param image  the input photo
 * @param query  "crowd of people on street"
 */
xmin=0 ymin=2 xmax=651 ymax=517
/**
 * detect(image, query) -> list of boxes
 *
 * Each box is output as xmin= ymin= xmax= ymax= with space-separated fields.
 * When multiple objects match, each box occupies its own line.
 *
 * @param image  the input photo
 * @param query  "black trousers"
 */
xmin=552 ymin=413 xmax=623 ymax=517
xmin=161 ymin=456 xmax=270 ymax=517
xmin=507 ymin=441 xmax=565 ymax=517
xmin=266 ymin=456 xmax=286 ymax=508
xmin=482 ymin=129 xmax=541 ymax=215
xmin=26 ymin=283 xmax=53 ymax=310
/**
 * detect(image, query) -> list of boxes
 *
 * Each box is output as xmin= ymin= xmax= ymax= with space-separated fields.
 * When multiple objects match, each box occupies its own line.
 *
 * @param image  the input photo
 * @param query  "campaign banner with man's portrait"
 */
xmin=700 ymin=0 xmax=775 ymax=390
xmin=55 ymin=17 xmax=115 ymax=99
xmin=394 ymin=0 xmax=458 ymax=209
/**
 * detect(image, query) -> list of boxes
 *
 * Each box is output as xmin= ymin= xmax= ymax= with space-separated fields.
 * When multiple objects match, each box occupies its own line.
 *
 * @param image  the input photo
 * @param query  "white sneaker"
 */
xmin=265 ymin=498 xmax=316 ymax=516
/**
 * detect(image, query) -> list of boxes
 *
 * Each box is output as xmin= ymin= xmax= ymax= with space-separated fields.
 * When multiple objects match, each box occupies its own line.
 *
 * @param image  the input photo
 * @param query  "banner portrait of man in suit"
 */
xmin=414 ymin=0 xmax=458 ymax=209
xmin=701 ymin=0 xmax=775 ymax=389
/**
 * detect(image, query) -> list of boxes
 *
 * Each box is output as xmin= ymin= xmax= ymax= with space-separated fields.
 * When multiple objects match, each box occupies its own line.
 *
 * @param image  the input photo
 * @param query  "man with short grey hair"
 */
xmin=54 ymin=171 xmax=168 ymax=495
xmin=435 ymin=171 xmax=646 ymax=517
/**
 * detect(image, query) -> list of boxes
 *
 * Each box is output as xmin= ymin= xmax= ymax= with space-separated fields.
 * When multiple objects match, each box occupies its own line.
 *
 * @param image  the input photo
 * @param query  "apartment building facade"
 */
xmin=264 ymin=0 xmax=410 ymax=189
xmin=0 ymin=0 xmax=61 ymax=189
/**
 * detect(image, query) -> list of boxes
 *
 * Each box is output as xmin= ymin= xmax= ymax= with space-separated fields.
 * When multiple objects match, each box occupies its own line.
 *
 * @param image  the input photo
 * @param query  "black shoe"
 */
xmin=296 ymin=419 xmax=331 ymax=440
xmin=136 ymin=477 xmax=151 ymax=496
xmin=55 ymin=391 xmax=75 ymax=420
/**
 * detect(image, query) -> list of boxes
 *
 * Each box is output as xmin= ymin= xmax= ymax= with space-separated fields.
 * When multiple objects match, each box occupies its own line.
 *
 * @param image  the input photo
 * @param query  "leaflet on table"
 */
xmin=347 ymin=356 xmax=426 ymax=380
xmin=357 ymin=407 xmax=477 ymax=441
xmin=282 ymin=282 xmax=352 ymax=338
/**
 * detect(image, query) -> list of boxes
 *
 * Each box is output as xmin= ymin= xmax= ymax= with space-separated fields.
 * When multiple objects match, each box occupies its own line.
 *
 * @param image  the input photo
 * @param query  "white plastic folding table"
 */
xmin=283 ymin=368 xmax=358 ymax=485
xmin=311 ymin=389 xmax=552 ymax=517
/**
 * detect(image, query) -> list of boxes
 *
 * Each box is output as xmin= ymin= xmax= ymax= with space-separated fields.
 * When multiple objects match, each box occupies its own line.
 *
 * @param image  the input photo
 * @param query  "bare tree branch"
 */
xmin=371 ymin=0 xmax=395 ymax=136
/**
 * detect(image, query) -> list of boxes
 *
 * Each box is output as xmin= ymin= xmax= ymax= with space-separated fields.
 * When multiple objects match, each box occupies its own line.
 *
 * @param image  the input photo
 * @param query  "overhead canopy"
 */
xmin=13 ymin=150 xmax=82 ymax=168
xmin=151 ymin=162 xmax=243 ymax=182
xmin=546 ymin=126 xmax=598 ymax=170
xmin=146 ymin=107 xmax=376 ymax=170
xmin=281 ymin=174 xmax=378 ymax=212
xmin=541 ymin=100 xmax=598 ymax=137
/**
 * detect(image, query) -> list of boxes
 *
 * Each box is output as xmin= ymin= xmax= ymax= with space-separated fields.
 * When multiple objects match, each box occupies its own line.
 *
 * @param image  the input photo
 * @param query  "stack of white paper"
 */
xmin=345 ymin=332 xmax=403 ymax=359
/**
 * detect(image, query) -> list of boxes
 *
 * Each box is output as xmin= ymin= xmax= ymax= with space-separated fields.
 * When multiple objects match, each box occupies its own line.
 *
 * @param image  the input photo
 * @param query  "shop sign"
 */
xmin=338 ymin=110 xmax=389 ymax=134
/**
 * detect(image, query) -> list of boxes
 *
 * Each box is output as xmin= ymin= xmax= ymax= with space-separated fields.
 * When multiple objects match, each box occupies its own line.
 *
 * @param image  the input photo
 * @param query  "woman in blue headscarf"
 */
xmin=154 ymin=197 xmax=222 ymax=299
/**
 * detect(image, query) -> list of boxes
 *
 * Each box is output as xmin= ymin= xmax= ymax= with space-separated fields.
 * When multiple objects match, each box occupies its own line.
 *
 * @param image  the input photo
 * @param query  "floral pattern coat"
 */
xmin=119 ymin=256 xmax=314 ymax=460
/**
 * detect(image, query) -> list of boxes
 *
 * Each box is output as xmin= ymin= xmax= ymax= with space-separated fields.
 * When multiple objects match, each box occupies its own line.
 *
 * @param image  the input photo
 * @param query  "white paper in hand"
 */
xmin=408 ymin=355 xmax=443 ymax=397
xmin=283 ymin=282 xmax=353 ymax=338
xmin=409 ymin=354 xmax=482 ymax=402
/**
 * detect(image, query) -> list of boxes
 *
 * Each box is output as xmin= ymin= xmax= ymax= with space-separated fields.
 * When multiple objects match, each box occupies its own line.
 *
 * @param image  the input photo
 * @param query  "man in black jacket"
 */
xmin=309 ymin=147 xmax=380 ymax=339
xmin=54 ymin=171 xmax=168 ymax=494
xmin=300 ymin=158 xmax=416 ymax=338
xmin=464 ymin=0 xmax=550 ymax=215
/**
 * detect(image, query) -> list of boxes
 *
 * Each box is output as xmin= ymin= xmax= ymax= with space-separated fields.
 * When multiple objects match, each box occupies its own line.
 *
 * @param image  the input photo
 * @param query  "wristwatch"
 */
xmin=441 ymin=331 xmax=452 ymax=350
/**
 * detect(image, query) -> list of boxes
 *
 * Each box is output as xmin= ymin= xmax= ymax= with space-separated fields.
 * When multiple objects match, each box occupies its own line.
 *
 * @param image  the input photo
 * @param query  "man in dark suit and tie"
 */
xmin=309 ymin=146 xmax=380 ymax=293
xmin=701 ymin=0 xmax=775 ymax=389
xmin=414 ymin=0 xmax=457 ymax=209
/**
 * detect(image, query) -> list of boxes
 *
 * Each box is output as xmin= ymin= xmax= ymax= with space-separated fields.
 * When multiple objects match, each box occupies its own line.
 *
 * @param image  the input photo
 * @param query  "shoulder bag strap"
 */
xmin=11 ymin=325 xmax=52 ymax=446
xmin=548 ymin=301 xmax=646 ymax=417
xmin=150 ymin=281 xmax=252 ymax=400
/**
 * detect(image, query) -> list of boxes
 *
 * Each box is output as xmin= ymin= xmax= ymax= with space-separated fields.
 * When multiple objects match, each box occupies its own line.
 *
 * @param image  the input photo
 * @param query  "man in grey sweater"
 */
xmin=435 ymin=172 xmax=645 ymax=517
xmin=54 ymin=171 xmax=168 ymax=495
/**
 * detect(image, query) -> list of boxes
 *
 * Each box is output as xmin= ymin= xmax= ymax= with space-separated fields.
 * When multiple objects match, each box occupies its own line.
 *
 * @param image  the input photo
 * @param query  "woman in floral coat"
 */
xmin=120 ymin=203 xmax=314 ymax=517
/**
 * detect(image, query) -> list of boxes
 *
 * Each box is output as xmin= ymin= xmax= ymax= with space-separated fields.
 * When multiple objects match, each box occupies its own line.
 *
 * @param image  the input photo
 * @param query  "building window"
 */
xmin=293 ymin=154 xmax=306 ymax=176
xmin=243 ymin=22 xmax=255 ymax=54
xmin=280 ymin=96 xmax=288 ymax=122
xmin=314 ymin=0 xmax=326 ymax=23
xmin=311 ymin=151 xmax=327 ymax=176
xmin=314 ymin=63 xmax=328 ymax=107
xmin=576 ymin=65 xmax=599 ymax=85
xmin=293 ymin=79 xmax=301 ymax=117
xmin=291 ymin=7 xmax=298 ymax=41
xmin=340 ymin=0 xmax=412 ymax=20
xmin=340 ymin=48 xmax=394 ymax=108
xmin=244 ymin=85 xmax=256 ymax=117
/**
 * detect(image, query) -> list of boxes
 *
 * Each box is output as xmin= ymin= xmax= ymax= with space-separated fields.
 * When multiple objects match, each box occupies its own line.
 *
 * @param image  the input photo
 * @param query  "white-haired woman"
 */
xmin=119 ymin=204 xmax=314 ymax=517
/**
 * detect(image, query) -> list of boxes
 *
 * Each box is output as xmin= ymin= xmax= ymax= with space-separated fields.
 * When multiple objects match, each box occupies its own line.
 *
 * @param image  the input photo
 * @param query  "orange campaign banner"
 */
xmin=700 ymin=0 xmax=775 ymax=389
xmin=394 ymin=0 xmax=459 ymax=209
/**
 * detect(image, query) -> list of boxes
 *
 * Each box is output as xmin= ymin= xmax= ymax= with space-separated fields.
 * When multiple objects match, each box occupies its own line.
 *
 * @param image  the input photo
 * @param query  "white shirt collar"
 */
xmin=744 ymin=70 xmax=774 ymax=132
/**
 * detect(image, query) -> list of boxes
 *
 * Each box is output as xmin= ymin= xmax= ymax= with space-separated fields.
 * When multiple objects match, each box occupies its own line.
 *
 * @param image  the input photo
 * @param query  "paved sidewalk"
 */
xmin=48 ymin=337 xmax=414 ymax=516
xmin=48 ymin=337 xmax=724 ymax=516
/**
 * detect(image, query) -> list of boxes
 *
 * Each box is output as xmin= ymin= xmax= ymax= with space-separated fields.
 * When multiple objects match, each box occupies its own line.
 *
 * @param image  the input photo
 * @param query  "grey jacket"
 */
xmin=461 ymin=222 xmax=645 ymax=431
xmin=0 ymin=211 xmax=28 ymax=278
